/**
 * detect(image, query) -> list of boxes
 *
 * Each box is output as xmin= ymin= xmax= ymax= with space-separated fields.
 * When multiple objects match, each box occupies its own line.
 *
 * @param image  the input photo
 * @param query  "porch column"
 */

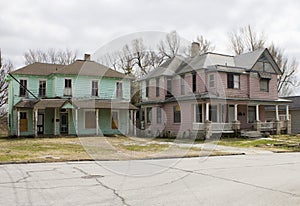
xmin=275 ymin=105 xmax=279 ymax=121
xmin=96 ymin=109 xmax=99 ymax=135
xmin=54 ymin=108 xmax=57 ymax=135
xmin=75 ymin=109 xmax=78 ymax=135
xmin=256 ymin=104 xmax=260 ymax=121
xmin=286 ymin=105 xmax=289 ymax=121
xmin=133 ymin=110 xmax=137 ymax=136
xmin=234 ymin=104 xmax=238 ymax=121
xmin=34 ymin=109 xmax=38 ymax=137
xmin=130 ymin=110 xmax=134 ymax=135
xmin=205 ymin=102 xmax=210 ymax=121
xmin=17 ymin=109 xmax=20 ymax=137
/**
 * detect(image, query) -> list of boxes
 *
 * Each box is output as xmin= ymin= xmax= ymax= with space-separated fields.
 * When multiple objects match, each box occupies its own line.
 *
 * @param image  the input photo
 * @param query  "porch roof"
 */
xmin=14 ymin=99 xmax=138 ymax=110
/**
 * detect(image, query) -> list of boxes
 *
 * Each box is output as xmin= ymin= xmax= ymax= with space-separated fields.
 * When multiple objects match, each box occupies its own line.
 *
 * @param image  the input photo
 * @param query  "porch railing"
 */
xmin=192 ymin=122 xmax=232 ymax=131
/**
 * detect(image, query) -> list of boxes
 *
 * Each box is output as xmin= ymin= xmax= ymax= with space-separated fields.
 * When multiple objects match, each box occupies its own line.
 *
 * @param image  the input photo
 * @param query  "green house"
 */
xmin=7 ymin=55 xmax=137 ymax=137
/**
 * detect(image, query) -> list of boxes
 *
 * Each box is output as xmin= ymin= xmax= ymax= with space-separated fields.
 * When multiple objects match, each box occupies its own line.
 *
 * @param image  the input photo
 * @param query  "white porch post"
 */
xmin=34 ymin=109 xmax=38 ymax=136
xmin=133 ymin=110 xmax=137 ymax=136
xmin=75 ymin=109 xmax=78 ymax=135
xmin=130 ymin=110 xmax=134 ymax=135
xmin=17 ymin=110 xmax=20 ymax=136
xmin=206 ymin=102 xmax=210 ymax=121
xmin=275 ymin=105 xmax=279 ymax=121
xmin=256 ymin=104 xmax=260 ymax=121
xmin=96 ymin=109 xmax=99 ymax=135
xmin=234 ymin=104 xmax=238 ymax=121
xmin=54 ymin=108 xmax=57 ymax=135
xmin=286 ymin=105 xmax=289 ymax=121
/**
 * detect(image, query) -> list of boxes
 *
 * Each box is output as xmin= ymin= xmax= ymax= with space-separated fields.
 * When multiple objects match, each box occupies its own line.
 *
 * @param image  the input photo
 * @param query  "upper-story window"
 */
xmin=19 ymin=79 xmax=27 ymax=97
xmin=209 ymin=74 xmax=214 ymax=87
xmin=145 ymin=80 xmax=149 ymax=97
xmin=116 ymin=81 xmax=123 ymax=98
xmin=156 ymin=78 xmax=159 ymax=97
xmin=64 ymin=79 xmax=72 ymax=96
xmin=38 ymin=80 xmax=46 ymax=97
xmin=192 ymin=72 xmax=197 ymax=92
xmin=227 ymin=73 xmax=240 ymax=89
xmin=91 ymin=80 xmax=99 ymax=97
xmin=181 ymin=74 xmax=185 ymax=95
xmin=260 ymin=78 xmax=269 ymax=92
xmin=167 ymin=77 xmax=172 ymax=96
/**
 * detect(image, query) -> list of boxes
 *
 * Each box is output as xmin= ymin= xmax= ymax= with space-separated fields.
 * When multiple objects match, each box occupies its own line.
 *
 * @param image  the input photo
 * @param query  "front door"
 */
xmin=60 ymin=112 xmax=68 ymax=134
xmin=37 ymin=114 xmax=44 ymax=135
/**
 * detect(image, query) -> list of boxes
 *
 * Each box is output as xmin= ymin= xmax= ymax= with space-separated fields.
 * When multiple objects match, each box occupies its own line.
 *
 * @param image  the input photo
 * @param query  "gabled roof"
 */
xmin=54 ymin=60 xmax=133 ymax=79
xmin=234 ymin=49 xmax=265 ymax=70
xmin=10 ymin=62 xmax=64 ymax=76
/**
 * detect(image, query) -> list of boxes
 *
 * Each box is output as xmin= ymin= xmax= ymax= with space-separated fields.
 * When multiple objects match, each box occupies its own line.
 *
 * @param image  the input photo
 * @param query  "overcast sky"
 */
xmin=1 ymin=0 xmax=300 ymax=93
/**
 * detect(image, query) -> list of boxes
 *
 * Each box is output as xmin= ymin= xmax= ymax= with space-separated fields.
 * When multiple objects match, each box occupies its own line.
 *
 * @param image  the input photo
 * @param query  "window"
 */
xmin=19 ymin=79 xmax=27 ymax=97
xmin=167 ymin=78 xmax=172 ymax=96
xmin=181 ymin=74 xmax=185 ymax=95
xmin=111 ymin=111 xmax=119 ymax=129
xmin=248 ymin=106 xmax=256 ymax=123
xmin=209 ymin=105 xmax=218 ymax=122
xmin=192 ymin=72 xmax=197 ymax=92
xmin=85 ymin=111 xmax=96 ymax=129
xmin=156 ymin=78 xmax=160 ymax=97
xmin=209 ymin=74 xmax=214 ymax=87
xmin=19 ymin=112 xmax=28 ymax=132
xmin=39 ymin=80 xmax=46 ymax=97
xmin=64 ymin=79 xmax=72 ymax=96
xmin=157 ymin=107 xmax=162 ymax=124
xmin=116 ymin=82 xmax=123 ymax=98
xmin=196 ymin=104 xmax=203 ymax=123
xmin=227 ymin=74 xmax=240 ymax=89
xmin=91 ymin=80 xmax=99 ymax=96
xmin=146 ymin=107 xmax=152 ymax=124
xmin=145 ymin=80 xmax=149 ymax=97
xmin=173 ymin=105 xmax=181 ymax=123
xmin=260 ymin=79 xmax=269 ymax=92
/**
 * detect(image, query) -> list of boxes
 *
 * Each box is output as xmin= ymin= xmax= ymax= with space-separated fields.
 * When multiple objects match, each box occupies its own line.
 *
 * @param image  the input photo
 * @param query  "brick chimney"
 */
xmin=191 ymin=42 xmax=200 ymax=57
xmin=84 ymin=53 xmax=91 ymax=61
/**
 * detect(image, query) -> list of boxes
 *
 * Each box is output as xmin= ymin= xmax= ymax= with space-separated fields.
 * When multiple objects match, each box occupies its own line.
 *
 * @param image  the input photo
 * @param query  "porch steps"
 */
xmin=241 ymin=130 xmax=262 ymax=138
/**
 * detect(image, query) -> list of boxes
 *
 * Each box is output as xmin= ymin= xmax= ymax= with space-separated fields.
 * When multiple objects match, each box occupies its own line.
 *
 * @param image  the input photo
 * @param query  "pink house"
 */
xmin=138 ymin=43 xmax=291 ymax=139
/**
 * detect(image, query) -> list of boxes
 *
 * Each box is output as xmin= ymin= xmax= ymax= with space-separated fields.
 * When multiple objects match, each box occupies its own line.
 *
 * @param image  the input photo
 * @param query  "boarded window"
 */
xmin=39 ymin=80 xmax=46 ymax=97
xmin=85 ymin=111 xmax=96 ymax=129
xmin=260 ymin=79 xmax=269 ymax=92
xmin=19 ymin=112 xmax=28 ymax=132
xmin=91 ymin=80 xmax=99 ymax=96
xmin=19 ymin=79 xmax=27 ymax=97
xmin=111 ymin=111 xmax=119 ymax=129
xmin=173 ymin=105 xmax=181 ymax=123
xmin=157 ymin=107 xmax=162 ymax=124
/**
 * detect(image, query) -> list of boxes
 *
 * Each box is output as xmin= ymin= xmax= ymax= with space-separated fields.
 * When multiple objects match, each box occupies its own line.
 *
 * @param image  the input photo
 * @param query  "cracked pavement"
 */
xmin=0 ymin=153 xmax=300 ymax=205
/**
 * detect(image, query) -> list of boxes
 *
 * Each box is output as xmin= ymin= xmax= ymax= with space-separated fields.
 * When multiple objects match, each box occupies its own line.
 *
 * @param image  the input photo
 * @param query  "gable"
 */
xmin=250 ymin=49 xmax=282 ymax=75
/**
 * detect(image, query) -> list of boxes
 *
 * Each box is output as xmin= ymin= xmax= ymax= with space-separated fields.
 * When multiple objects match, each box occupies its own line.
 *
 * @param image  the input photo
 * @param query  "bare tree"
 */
xmin=184 ymin=35 xmax=214 ymax=56
xmin=24 ymin=48 xmax=78 ymax=65
xmin=229 ymin=25 xmax=299 ymax=95
xmin=0 ymin=52 xmax=13 ymax=118
xmin=158 ymin=31 xmax=181 ymax=59
xmin=230 ymin=25 xmax=265 ymax=55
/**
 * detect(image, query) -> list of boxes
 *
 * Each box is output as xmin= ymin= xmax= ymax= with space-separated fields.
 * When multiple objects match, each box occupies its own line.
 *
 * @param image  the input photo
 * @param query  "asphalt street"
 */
xmin=1 ymin=153 xmax=300 ymax=206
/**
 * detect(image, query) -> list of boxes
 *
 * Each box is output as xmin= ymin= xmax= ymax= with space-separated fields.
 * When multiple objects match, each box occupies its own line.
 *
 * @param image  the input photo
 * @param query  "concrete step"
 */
xmin=241 ymin=130 xmax=262 ymax=138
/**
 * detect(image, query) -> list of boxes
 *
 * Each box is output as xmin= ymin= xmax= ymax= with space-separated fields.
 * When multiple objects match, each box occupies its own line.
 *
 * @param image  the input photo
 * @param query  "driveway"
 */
xmin=1 ymin=153 xmax=300 ymax=206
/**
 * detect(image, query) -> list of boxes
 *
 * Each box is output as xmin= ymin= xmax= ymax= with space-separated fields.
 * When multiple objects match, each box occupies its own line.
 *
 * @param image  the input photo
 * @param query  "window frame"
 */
xmin=173 ymin=105 xmax=181 ymax=123
xmin=116 ymin=81 xmax=123 ymax=98
xmin=247 ymin=106 xmax=256 ymax=123
xmin=209 ymin=74 xmax=214 ymax=88
xmin=209 ymin=105 xmax=218 ymax=122
xmin=38 ymin=79 xmax=47 ymax=97
xmin=64 ymin=78 xmax=72 ymax=96
xmin=19 ymin=79 xmax=28 ymax=97
xmin=227 ymin=73 xmax=240 ymax=89
xmin=156 ymin=107 xmax=162 ymax=124
xmin=91 ymin=80 xmax=99 ymax=97
xmin=156 ymin=78 xmax=160 ymax=97
xmin=195 ymin=104 xmax=203 ymax=123
xmin=260 ymin=78 xmax=269 ymax=92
